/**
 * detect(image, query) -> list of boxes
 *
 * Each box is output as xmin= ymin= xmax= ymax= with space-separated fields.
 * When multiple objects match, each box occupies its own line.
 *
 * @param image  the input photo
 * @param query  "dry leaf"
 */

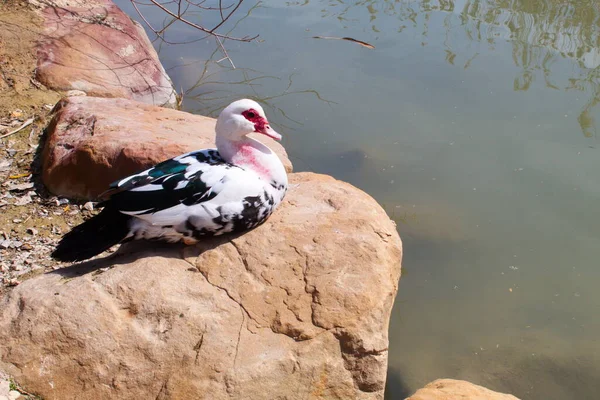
xmin=9 ymin=173 xmax=30 ymax=179
xmin=8 ymin=182 xmax=34 ymax=191
xmin=312 ymin=36 xmax=375 ymax=49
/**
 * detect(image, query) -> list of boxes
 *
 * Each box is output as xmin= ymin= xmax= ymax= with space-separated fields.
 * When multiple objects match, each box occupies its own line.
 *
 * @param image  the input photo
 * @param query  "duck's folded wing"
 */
xmin=104 ymin=149 xmax=237 ymax=215
xmin=106 ymin=149 xmax=225 ymax=194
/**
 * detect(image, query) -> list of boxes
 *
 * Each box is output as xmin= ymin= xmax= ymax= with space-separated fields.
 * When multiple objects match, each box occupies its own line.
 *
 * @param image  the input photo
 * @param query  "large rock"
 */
xmin=0 ymin=173 xmax=402 ymax=399
xmin=42 ymin=96 xmax=293 ymax=199
xmin=406 ymin=379 xmax=520 ymax=400
xmin=34 ymin=0 xmax=177 ymax=107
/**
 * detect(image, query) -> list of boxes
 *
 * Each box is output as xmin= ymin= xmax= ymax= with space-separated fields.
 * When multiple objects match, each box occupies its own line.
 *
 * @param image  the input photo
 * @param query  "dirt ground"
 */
xmin=0 ymin=4 xmax=109 ymax=398
xmin=0 ymin=1 xmax=98 ymax=296
xmin=0 ymin=1 xmax=60 ymax=115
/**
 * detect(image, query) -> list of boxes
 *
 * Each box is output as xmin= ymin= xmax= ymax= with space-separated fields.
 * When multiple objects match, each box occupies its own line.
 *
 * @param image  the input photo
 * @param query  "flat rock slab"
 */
xmin=35 ymin=0 xmax=177 ymax=107
xmin=42 ymin=96 xmax=292 ymax=199
xmin=407 ymin=379 xmax=520 ymax=400
xmin=0 ymin=172 xmax=402 ymax=400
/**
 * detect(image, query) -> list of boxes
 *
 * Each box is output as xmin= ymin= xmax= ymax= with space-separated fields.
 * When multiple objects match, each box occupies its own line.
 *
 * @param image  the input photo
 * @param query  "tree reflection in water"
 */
xmin=180 ymin=46 xmax=335 ymax=130
xmin=132 ymin=0 xmax=335 ymax=131
xmin=292 ymin=0 xmax=600 ymax=138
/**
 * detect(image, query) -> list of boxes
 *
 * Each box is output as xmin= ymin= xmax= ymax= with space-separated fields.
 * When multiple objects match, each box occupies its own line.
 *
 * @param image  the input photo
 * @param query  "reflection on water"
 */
xmin=180 ymin=48 xmax=335 ymax=129
xmin=115 ymin=0 xmax=600 ymax=399
xmin=305 ymin=0 xmax=600 ymax=138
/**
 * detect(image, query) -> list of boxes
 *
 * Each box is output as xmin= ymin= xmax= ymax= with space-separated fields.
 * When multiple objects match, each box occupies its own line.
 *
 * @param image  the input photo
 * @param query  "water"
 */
xmin=115 ymin=1 xmax=600 ymax=398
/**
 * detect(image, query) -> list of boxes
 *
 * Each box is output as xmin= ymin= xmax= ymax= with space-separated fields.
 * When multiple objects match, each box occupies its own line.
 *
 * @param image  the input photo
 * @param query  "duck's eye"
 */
xmin=242 ymin=109 xmax=260 ymax=120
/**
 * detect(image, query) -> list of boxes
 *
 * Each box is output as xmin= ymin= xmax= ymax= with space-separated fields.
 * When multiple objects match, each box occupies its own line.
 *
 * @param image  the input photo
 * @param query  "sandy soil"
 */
xmin=0 ymin=1 xmax=98 ymax=296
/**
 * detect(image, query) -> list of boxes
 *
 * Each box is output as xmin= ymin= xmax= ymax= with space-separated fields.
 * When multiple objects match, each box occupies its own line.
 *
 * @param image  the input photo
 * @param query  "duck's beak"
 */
xmin=255 ymin=121 xmax=282 ymax=141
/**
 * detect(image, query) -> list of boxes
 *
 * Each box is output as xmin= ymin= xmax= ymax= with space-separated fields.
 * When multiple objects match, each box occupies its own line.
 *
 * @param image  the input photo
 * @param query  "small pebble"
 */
xmin=83 ymin=201 xmax=94 ymax=211
xmin=10 ymin=109 xmax=23 ymax=118
xmin=0 ymin=241 xmax=10 ymax=250
xmin=66 ymin=90 xmax=87 ymax=97
xmin=26 ymin=228 xmax=38 ymax=235
xmin=8 ymin=389 xmax=22 ymax=400
xmin=20 ymin=243 xmax=33 ymax=251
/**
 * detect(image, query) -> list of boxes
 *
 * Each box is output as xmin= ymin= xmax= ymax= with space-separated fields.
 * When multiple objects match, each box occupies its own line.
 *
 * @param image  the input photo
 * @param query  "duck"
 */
xmin=51 ymin=99 xmax=288 ymax=262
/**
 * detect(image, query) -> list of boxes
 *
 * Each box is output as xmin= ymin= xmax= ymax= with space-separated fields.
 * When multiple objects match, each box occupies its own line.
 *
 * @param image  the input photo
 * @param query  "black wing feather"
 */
xmin=110 ymin=170 xmax=219 ymax=214
xmin=104 ymin=150 xmax=234 ymax=215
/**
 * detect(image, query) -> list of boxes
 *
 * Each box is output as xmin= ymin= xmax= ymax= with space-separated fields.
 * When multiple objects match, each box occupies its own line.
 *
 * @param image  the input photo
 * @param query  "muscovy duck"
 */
xmin=52 ymin=99 xmax=288 ymax=262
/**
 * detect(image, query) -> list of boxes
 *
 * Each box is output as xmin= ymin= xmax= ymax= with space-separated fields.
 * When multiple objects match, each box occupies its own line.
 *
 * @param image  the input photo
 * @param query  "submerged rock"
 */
xmin=34 ymin=0 xmax=177 ymax=107
xmin=41 ymin=96 xmax=292 ymax=199
xmin=407 ymin=379 xmax=520 ymax=400
xmin=0 ymin=173 xmax=402 ymax=400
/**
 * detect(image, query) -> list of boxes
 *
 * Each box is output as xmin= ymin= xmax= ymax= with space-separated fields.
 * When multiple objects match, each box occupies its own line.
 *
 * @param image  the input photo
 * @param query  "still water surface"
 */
xmin=116 ymin=0 xmax=600 ymax=398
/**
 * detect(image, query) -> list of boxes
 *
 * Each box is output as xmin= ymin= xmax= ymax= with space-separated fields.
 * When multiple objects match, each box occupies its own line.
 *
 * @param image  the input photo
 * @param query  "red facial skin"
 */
xmin=242 ymin=108 xmax=269 ymax=134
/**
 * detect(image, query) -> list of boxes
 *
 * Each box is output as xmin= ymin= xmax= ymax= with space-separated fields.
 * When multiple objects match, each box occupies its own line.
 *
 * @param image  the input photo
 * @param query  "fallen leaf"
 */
xmin=9 ymin=173 xmax=30 ymax=179
xmin=312 ymin=36 xmax=375 ymax=49
xmin=14 ymin=195 xmax=32 ymax=206
xmin=8 ymin=182 xmax=34 ymax=191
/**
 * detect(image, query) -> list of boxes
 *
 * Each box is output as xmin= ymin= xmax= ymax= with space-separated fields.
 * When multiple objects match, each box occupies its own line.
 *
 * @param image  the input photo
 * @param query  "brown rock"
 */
xmin=42 ymin=96 xmax=293 ymax=199
xmin=407 ymin=379 xmax=520 ymax=400
xmin=35 ymin=0 xmax=177 ymax=107
xmin=0 ymin=173 xmax=402 ymax=400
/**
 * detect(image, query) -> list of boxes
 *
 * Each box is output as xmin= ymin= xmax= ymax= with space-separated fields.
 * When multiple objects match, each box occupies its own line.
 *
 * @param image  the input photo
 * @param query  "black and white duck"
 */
xmin=52 ymin=99 xmax=288 ymax=262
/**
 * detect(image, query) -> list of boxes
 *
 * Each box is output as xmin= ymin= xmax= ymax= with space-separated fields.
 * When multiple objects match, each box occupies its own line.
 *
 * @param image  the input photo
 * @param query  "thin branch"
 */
xmin=131 ymin=0 xmax=159 ymax=34
xmin=0 ymin=118 xmax=34 ymax=140
xmin=137 ymin=0 xmax=258 ymax=42
xmin=209 ymin=0 xmax=245 ymax=33
xmin=215 ymin=35 xmax=235 ymax=68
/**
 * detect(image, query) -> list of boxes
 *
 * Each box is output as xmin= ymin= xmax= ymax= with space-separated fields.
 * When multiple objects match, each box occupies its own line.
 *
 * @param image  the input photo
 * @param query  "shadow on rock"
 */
xmin=48 ymin=232 xmax=245 ymax=279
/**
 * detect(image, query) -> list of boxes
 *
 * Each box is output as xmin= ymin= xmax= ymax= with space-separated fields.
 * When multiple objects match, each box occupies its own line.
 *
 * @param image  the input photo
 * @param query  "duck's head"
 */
xmin=216 ymin=99 xmax=281 ymax=142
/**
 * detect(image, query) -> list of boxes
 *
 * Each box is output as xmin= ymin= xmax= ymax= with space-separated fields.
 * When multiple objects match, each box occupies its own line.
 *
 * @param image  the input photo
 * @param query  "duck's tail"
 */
xmin=51 ymin=206 xmax=132 ymax=262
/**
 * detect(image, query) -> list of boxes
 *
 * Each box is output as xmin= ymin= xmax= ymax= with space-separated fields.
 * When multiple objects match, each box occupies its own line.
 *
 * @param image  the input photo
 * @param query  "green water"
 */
xmin=116 ymin=1 xmax=600 ymax=398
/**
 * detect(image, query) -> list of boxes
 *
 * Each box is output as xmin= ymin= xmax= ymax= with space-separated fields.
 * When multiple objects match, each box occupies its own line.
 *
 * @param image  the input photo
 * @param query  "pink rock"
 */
xmin=35 ymin=0 xmax=177 ymax=107
xmin=42 ymin=96 xmax=293 ymax=199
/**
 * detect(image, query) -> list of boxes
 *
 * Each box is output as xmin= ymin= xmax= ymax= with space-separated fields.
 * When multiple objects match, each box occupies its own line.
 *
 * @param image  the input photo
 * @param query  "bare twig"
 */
xmin=312 ymin=36 xmax=375 ymax=49
xmin=0 ymin=118 xmax=34 ymax=140
xmin=209 ymin=0 xmax=245 ymax=33
xmin=134 ymin=0 xmax=258 ymax=42
xmin=215 ymin=35 xmax=235 ymax=68
xmin=131 ymin=0 xmax=257 ymax=68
